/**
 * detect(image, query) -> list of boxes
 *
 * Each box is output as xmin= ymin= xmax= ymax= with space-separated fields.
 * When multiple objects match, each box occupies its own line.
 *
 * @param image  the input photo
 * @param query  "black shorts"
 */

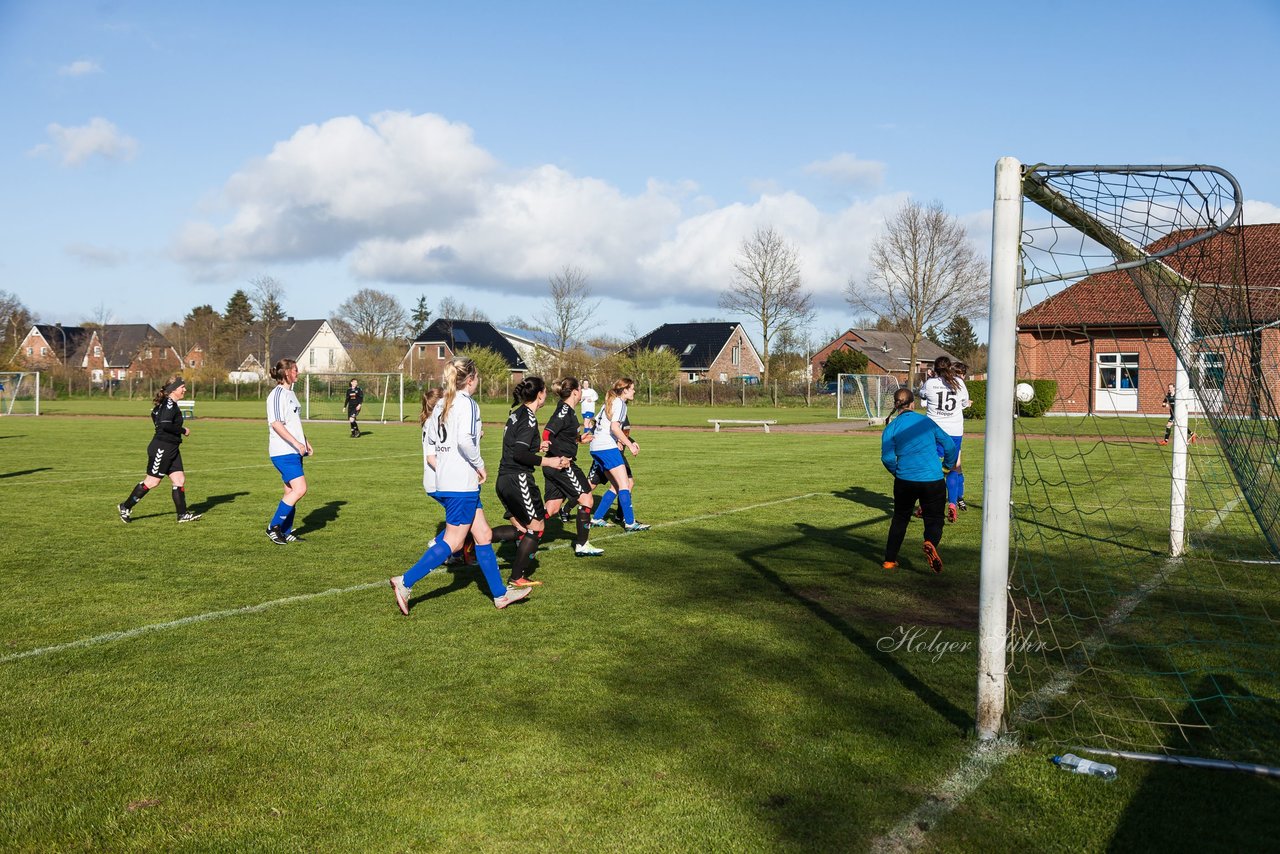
xmin=347 ymin=406 xmax=360 ymax=417
xmin=588 ymin=457 xmax=631 ymax=487
xmin=146 ymin=440 xmax=183 ymax=478
xmin=544 ymin=462 xmax=592 ymax=503
xmin=496 ymin=472 xmax=546 ymax=527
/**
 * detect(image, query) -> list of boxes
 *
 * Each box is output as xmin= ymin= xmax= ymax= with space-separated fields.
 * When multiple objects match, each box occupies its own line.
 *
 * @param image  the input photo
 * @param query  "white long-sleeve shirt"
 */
xmin=920 ymin=376 xmax=969 ymax=437
xmin=266 ymin=385 xmax=307 ymax=456
xmin=427 ymin=390 xmax=484 ymax=493
xmin=589 ymin=397 xmax=627 ymax=452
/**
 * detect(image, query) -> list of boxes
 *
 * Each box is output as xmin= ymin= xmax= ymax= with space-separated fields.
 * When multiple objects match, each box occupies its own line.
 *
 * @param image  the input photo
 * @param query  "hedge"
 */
xmin=963 ymin=378 xmax=1058 ymax=420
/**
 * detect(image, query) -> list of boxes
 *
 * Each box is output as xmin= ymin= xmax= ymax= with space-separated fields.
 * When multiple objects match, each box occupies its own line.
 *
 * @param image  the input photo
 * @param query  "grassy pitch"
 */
xmin=1 ymin=415 xmax=1277 ymax=851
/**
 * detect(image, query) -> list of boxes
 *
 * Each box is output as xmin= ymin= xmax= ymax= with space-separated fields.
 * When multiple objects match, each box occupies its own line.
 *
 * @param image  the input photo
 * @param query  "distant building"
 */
xmin=232 ymin=318 xmax=353 ymax=380
xmin=402 ymin=319 xmax=529 ymax=381
xmin=622 ymin=322 xmax=763 ymax=384
xmin=812 ymin=330 xmax=954 ymax=385
xmin=21 ymin=323 xmax=181 ymax=384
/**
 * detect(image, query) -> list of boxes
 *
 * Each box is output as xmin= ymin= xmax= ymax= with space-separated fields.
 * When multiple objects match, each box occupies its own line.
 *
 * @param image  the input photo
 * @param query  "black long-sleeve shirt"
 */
xmin=346 ymin=386 xmax=364 ymax=411
xmin=498 ymin=406 xmax=543 ymax=476
xmin=542 ymin=402 xmax=581 ymax=460
xmin=151 ymin=398 xmax=185 ymax=445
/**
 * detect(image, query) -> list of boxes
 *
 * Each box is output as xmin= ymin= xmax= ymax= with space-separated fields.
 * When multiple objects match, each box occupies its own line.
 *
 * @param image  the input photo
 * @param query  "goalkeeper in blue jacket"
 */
xmin=881 ymin=387 xmax=958 ymax=573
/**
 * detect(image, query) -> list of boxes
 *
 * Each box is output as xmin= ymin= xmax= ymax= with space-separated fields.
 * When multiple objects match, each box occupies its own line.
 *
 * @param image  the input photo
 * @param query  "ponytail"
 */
xmin=510 ymin=376 xmax=546 ymax=411
xmin=890 ymin=387 xmax=915 ymax=419
xmin=554 ymin=377 xmax=579 ymax=400
xmin=419 ymin=386 xmax=443 ymax=427
xmin=603 ymin=377 xmax=634 ymax=421
xmin=438 ymin=357 xmax=477 ymax=429
xmin=270 ymin=359 xmax=298 ymax=384
xmin=153 ymin=375 xmax=185 ymax=407
xmin=933 ymin=356 xmax=958 ymax=391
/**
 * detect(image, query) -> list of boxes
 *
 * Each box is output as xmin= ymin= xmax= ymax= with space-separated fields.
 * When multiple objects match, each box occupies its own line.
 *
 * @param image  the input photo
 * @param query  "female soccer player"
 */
xmin=389 ymin=357 xmax=531 ymax=615
xmin=588 ymin=378 xmax=649 ymax=531
xmin=494 ymin=377 xmax=572 ymax=586
xmin=881 ymin=387 xmax=958 ymax=573
xmin=1159 ymin=383 xmax=1197 ymax=445
xmin=920 ymin=356 xmax=969 ymax=523
xmin=116 ymin=375 xmax=201 ymax=524
xmin=542 ymin=377 xmax=604 ymax=557
xmin=265 ymin=359 xmax=312 ymax=545
xmin=345 ymin=378 xmax=364 ymax=438
xmin=579 ymin=379 xmax=599 ymax=425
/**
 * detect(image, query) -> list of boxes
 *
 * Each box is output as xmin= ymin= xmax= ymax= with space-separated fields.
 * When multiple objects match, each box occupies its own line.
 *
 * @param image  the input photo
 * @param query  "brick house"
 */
xmin=401 ymin=319 xmax=528 ymax=382
xmin=232 ymin=319 xmax=354 ymax=379
xmin=811 ymin=330 xmax=954 ymax=385
xmin=1017 ymin=223 xmax=1280 ymax=415
xmin=623 ymin=322 xmax=763 ymax=384
xmin=184 ymin=344 xmax=207 ymax=372
xmin=21 ymin=323 xmax=181 ymax=384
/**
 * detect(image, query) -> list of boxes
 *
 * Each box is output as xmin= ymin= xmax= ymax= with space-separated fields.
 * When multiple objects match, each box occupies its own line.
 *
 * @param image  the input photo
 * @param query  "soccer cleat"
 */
xmin=117 ymin=503 xmax=132 ymax=523
xmin=922 ymin=541 xmax=944 ymax=574
xmin=574 ymin=542 xmax=604 ymax=557
xmin=494 ymin=586 xmax=532 ymax=609
xmin=588 ymin=517 xmax=612 ymax=528
xmin=389 ymin=576 xmax=411 ymax=616
xmin=882 ymin=560 xmax=898 ymax=570
xmin=266 ymin=526 xmax=288 ymax=545
xmin=509 ymin=577 xmax=543 ymax=588
xmin=1190 ymin=433 xmax=1198 ymax=445
xmin=946 ymin=503 xmax=958 ymax=524
xmin=1158 ymin=438 xmax=1169 ymax=445
xmin=176 ymin=512 xmax=203 ymax=523
xmin=957 ymin=500 xmax=968 ymax=512
xmin=624 ymin=521 xmax=651 ymax=533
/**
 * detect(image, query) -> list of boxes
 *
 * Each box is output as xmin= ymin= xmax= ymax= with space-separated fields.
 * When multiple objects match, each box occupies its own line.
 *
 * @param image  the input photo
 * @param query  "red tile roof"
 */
xmin=1019 ymin=223 xmax=1280 ymax=329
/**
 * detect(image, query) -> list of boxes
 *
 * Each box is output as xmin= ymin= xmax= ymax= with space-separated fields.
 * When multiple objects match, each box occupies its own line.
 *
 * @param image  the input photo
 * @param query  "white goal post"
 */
xmin=300 ymin=372 xmax=404 ymax=423
xmin=835 ymin=374 xmax=898 ymax=423
xmin=0 ymin=372 xmax=40 ymax=416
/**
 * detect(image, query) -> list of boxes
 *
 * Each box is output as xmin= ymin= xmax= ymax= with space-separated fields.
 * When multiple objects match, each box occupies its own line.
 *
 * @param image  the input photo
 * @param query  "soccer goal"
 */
xmin=835 ymin=374 xmax=898 ymax=423
xmin=978 ymin=159 xmax=1280 ymax=775
xmin=299 ymin=372 xmax=404 ymax=423
xmin=0 ymin=372 xmax=40 ymax=416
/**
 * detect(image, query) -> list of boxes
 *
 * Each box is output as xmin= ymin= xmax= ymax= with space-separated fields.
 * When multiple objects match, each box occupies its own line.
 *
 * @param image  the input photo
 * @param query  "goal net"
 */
xmin=0 ymin=372 xmax=40 ymax=416
xmin=300 ymin=372 xmax=404 ymax=423
xmin=835 ymin=374 xmax=898 ymax=422
xmin=978 ymin=160 xmax=1280 ymax=773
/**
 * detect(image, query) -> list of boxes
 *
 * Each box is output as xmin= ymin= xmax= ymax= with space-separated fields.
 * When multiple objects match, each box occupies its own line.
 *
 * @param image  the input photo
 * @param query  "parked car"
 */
xmin=727 ymin=375 xmax=761 ymax=385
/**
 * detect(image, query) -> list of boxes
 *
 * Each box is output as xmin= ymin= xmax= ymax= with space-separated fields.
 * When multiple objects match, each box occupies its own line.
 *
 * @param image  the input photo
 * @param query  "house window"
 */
xmin=41 ymin=347 xmax=48 ymax=357
xmin=438 ymin=346 xmax=446 ymax=359
xmin=309 ymin=348 xmax=316 ymax=367
xmin=1194 ymin=352 xmax=1225 ymax=390
xmin=689 ymin=372 xmax=697 ymax=382
xmin=94 ymin=346 xmax=102 ymax=357
xmin=27 ymin=347 xmax=33 ymax=356
xmin=418 ymin=345 xmax=425 ymax=355
xmin=732 ymin=344 xmax=741 ymax=366
xmin=1097 ymin=353 xmax=1139 ymax=390
xmin=189 ymin=360 xmax=196 ymax=367
xmin=160 ymin=349 xmax=166 ymax=360
xmin=328 ymin=348 xmax=335 ymax=367
xmin=144 ymin=347 xmax=152 ymax=359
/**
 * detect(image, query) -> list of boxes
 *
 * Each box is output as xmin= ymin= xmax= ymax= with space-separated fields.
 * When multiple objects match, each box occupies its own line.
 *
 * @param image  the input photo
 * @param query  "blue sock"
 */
xmin=593 ymin=490 xmax=617 ymax=520
xmin=283 ymin=506 xmax=297 ymax=534
xmin=618 ymin=489 xmax=635 ymax=525
xmin=473 ymin=543 xmax=506 ymax=598
xmin=946 ymin=471 xmax=962 ymax=505
xmin=404 ymin=539 xmax=454 ymax=588
xmin=270 ymin=500 xmax=291 ymax=530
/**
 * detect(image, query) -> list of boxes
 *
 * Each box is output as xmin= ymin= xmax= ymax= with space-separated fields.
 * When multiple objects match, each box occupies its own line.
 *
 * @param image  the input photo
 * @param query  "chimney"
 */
xmin=286 ymin=316 xmax=295 ymax=323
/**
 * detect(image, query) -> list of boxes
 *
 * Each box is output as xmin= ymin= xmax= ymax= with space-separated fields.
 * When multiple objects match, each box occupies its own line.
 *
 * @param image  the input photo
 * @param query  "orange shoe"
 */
xmin=922 ymin=541 xmax=944 ymax=574
xmin=946 ymin=503 xmax=958 ymax=524
xmin=882 ymin=560 xmax=898 ymax=570
xmin=1158 ymin=439 xmax=1169 ymax=445
xmin=509 ymin=577 xmax=543 ymax=588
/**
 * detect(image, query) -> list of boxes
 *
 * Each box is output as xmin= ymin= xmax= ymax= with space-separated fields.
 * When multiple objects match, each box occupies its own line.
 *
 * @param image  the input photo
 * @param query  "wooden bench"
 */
xmin=708 ymin=419 xmax=777 ymax=433
xmin=177 ymin=400 xmax=196 ymax=419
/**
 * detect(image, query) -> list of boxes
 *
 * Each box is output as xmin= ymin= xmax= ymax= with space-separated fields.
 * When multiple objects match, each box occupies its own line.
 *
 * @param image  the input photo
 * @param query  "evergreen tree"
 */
xmin=822 ymin=347 xmax=869 ymax=382
xmin=410 ymin=295 xmax=432 ymax=336
xmin=942 ymin=315 xmax=979 ymax=361
xmin=220 ymin=289 xmax=255 ymax=370
xmin=924 ymin=324 xmax=945 ymax=347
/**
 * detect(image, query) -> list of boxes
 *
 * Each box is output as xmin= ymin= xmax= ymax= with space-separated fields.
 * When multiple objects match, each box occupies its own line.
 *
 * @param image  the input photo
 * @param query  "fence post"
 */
xmin=678 ymin=383 xmax=682 ymax=405
xmin=648 ymin=378 xmax=652 ymax=404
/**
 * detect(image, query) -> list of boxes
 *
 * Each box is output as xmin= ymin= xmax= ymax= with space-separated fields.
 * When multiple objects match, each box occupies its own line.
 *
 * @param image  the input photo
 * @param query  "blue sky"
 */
xmin=3 ymin=0 xmax=1278 ymax=344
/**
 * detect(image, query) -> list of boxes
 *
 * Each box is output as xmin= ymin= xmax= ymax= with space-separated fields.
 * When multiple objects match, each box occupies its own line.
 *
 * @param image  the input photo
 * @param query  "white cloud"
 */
xmin=65 ymin=242 xmax=128 ymax=267
xmin=58 ymin=59 xmax=102 ymax=76
xmin=803 ymin=152 xmax=886 ymax=190
xmin=1244 ymin=199 xmax=1280 ymax=224
xmin=174 ymin=111 xmax=912 ymax=305
xmin=34 ymin=118 xmax=138 ymax=166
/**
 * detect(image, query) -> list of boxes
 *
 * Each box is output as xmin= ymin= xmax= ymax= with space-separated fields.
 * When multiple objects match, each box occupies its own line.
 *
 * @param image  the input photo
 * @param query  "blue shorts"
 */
xmin=936 ymin=435 xmax=963 ymax=467
xmin=271 ymin=453 xmax=305 ymax=484
xmin=591 ymin=447 xmax=626 ymax=473
xmin=432 ymin=491 xmax=483 ymax=526
xmin=583 ymin=410 xmax=595 ymax=420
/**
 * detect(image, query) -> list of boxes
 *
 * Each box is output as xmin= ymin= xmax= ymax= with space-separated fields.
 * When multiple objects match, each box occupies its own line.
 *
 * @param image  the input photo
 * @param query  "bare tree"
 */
xmin=534 ymin=265 xmax=601 ymax=361
xmin=846 ymin=200 xmax=988 ymax=380
xmin=719 ymin=227 xmax=814 ymax=383
xmin=0 ymin=291 xmax=34 ymax=367
xmin=334 ymin=288 xmax=408 ymax=343
xmin=250 ymin=275 xmax=288 ymax=366
xmin=436 ymin=297 xmax=488 ymax=322
xmin=82 ymin=302 xmax=115 ymax=329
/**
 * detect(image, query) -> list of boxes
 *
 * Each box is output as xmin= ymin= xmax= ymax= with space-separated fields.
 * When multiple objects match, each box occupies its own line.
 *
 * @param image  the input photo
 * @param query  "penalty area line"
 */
xmin=2 ymin=491 xmax=830 ymax=666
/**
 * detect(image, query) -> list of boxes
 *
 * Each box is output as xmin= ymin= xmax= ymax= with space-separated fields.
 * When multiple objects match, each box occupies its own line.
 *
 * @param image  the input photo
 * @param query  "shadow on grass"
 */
xmin=0 ymin=435 xmax=23 ymax=439
xmin=833 ymin=485 xmax=894 ymax=515
xmin=1107 ymin=676 xmax=1280 ymax=851
xmin=189 ymin=491 xmax=250 ymax=515
xmin=298 ymin=500 xmax=347 ymax=534
xmin=0 ymin=467 xmax=52 ymax=479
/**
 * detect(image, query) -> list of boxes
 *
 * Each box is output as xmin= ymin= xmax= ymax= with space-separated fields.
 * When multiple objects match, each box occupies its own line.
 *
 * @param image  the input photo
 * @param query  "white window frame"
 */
xmin=1095 ymin=352 xmax=1139 ymax=412
xmin=437 ymin=345 xmax=446 ymax=359
xmin=309 ymin=348 xmax=316 ymax=367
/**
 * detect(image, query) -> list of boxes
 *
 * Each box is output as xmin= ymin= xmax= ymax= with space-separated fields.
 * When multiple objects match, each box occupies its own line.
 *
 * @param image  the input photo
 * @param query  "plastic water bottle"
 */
xmin=1051 ymin=753 xmax=1117 ymax=780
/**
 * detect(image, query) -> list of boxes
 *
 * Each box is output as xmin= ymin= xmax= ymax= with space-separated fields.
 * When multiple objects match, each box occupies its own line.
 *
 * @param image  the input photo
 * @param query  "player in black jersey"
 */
xmin=116 ymin=376 xmax=202 ymax=524
xmin=345 ymin=378 xmax=364 ymax=437
xmin=542 ymin=377 xmax=605 ymax=556
xmin=494 ymin=377 xmax=572 ymax=587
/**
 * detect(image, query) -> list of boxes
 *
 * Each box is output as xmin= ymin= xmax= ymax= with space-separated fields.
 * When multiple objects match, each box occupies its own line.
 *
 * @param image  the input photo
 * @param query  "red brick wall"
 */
xmin=705 ymin=329 xmax=762 ymax=383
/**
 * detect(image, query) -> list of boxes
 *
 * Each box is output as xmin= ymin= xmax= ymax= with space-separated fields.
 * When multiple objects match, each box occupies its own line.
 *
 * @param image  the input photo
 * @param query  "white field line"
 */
xmin=0 ymin=453 xmax=423 ymax=487
xmin=871 ymin=497 xmax=1243 ymax=854
xmin=1 ymin=491 xmax=825 ymax=666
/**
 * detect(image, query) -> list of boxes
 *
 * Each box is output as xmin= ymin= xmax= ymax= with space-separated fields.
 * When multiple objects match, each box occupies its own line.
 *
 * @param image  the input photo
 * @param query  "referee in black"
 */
xmin=345 ymin=378 xmax=364 ymax=437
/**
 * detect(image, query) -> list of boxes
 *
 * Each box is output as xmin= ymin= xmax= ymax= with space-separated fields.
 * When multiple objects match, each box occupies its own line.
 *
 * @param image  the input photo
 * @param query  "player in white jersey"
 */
xmin=265 ymin=359 xmax=312 ymax=544
xmin=919 ymin=356 xmax=969 ymax=523
xmin=579 ymin=379 xmax=599 ymax=425
xmin=588 ymin=378 xmax=649 ymax=531
xmin=389 ymin=357 xmax=532 ymax=615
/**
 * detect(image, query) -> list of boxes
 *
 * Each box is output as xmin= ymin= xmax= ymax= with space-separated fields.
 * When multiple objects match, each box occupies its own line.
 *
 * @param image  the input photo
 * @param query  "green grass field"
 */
xmin=2 ymin=414 xmax=1277 ymax=851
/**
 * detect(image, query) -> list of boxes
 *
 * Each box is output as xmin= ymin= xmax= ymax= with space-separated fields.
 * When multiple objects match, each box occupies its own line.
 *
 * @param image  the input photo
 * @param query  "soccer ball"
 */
xmin=1015 ymin=382 xmax=1036 ymax=403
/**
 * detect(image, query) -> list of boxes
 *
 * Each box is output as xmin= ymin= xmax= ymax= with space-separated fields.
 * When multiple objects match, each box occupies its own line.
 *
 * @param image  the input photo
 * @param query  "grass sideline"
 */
xmin=2 ymin=415 xmax=1277 ymax=850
